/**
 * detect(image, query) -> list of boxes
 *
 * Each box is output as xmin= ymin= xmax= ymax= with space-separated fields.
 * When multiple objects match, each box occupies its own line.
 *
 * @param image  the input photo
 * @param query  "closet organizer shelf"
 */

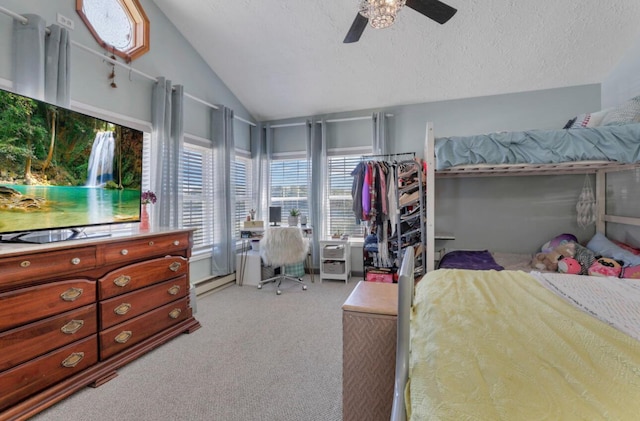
xmin=0 ymin=229 xmax=200 ymax=420
xmin=357 ymin=156 xmax=427 ymax=282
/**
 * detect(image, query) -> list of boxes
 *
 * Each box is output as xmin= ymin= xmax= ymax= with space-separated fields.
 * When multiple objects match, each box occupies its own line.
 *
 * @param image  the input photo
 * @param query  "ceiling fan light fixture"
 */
xmin=359 ymin=0 xmax=406 ymax=29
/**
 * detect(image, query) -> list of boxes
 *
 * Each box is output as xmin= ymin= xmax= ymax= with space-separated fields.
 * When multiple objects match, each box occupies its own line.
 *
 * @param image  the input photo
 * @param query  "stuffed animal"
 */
xmin=540 ymin=233 xmax=579 ymax=254
xmin=532 ymin=242 xmax=576 ymax=271
xmin=621 ymin=264 xmax=640 ymax=279
xmin=588 ymin=256 xmax=624 ymax=278
xmin=557 ymin=256 xmax=583 ymax=274
xmin=572 ymin=243 xmax=597 ymax=275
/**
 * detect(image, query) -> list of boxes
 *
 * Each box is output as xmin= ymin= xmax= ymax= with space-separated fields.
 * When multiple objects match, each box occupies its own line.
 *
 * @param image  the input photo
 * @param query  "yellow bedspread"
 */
xmin=408 ymin=269 xmax=640 ymax=420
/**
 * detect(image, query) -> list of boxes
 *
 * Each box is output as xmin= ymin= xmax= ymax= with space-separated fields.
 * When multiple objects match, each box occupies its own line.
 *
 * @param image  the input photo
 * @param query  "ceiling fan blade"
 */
xmin=406 ymin=0 xmax=457 ymax=24
xmin=344 ymin=13 xmax=368 ymax=43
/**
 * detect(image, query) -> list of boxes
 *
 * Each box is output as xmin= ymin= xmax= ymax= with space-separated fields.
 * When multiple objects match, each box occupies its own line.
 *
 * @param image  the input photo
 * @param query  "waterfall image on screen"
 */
xmin=86 ymin=131 xmax=115 ymax=187
xmin=0 ymin=87 xmax=144 ymax=240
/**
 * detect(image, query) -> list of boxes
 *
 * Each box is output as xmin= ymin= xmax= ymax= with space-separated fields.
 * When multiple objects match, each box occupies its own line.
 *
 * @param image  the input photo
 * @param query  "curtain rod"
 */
xmin=361 ymin=152 xmax=415 ymax=160
xmin=0 ymin=6 xmax=256 ymax=127
xmin=270 ymin=113 xmax=395 ymax=129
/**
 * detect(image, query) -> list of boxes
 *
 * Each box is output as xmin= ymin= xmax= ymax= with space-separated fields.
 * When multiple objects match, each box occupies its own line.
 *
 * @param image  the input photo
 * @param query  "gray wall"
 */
xmin=0 ymin=0 xmax=256 ymax=284
xmin=268 ymin=85 xmax=601 ymax=254
xmin=601 ymin=31 xmax=640 ymax=246
xmin=0 ymin=0 xmax=255 ymax=134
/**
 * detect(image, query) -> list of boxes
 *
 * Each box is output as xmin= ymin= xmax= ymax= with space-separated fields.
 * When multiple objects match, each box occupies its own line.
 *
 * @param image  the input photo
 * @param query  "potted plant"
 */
xmin=288 ymin=208 xmax=300 ymax=226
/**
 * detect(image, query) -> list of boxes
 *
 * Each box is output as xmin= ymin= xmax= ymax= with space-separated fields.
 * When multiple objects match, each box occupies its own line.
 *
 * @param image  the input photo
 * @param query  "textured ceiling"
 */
xmin=151 ymin=0 xmax=640 ymax=122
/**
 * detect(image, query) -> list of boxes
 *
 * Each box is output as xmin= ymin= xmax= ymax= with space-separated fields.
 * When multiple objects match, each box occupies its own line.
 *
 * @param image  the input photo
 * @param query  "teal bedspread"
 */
xmin=434 ymin=123 xmax=640 ymax=170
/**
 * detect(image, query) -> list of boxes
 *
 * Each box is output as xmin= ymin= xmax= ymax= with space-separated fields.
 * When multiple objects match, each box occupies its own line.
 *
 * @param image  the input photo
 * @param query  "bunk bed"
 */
xmin=391 ymin=119 xmax=640 ymax=420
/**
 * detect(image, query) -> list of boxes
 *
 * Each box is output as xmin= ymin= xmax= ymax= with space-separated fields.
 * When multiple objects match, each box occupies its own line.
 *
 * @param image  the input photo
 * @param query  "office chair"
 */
xmin=258 ymin=226 xmax=309 ymax=295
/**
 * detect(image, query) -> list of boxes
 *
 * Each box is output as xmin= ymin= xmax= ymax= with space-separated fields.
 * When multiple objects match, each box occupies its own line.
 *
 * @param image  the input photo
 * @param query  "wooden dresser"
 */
xmin=342 ymin=281 xmax=398 ymax=421
xmin=0 ymin=229 xmax=201 ymax=421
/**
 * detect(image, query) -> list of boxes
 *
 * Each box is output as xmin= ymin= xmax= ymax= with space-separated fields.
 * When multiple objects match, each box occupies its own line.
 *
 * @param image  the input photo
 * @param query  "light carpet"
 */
xmin=31 ymin=276 xmax=359 ymax=421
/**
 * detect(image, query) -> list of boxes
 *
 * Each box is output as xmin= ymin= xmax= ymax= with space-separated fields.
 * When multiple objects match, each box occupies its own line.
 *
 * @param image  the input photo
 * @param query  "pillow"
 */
xmin=586 ymin=232 xmax=640 ymax=266
xmin=569 ymin=113 xmax=591 ymax=129
xmin=600 ymin=96 xmax=640 ymax=126
xmin=612 ymin=239 xmax=640 ymax=255
xmin=540 ymin=233 xmax=578 ymax=253
xmin=585 ymin=108 xmax=611 ymax=127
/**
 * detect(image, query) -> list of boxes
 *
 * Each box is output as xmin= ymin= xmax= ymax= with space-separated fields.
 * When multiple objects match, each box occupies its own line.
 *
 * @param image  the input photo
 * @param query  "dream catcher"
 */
xmin=576 ymin=175 xmax=596 ymax=228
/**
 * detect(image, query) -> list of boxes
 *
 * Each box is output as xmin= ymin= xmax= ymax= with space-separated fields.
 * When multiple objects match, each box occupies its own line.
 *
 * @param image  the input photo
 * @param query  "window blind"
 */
xmin=232 ymin=153 xmax=253 ymax=234
xmin=182 ymin=143 xmax=214 ymax=250
xmin=326 ymin=154 xmax=364 ymax=237
xmin=270 ymin=158 xmax=309 ymax=223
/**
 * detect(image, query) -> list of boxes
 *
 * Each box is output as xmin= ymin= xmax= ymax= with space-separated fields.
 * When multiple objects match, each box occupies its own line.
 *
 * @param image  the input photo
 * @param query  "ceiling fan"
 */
xmin=344 ymin=0 xmax=457 ymax=43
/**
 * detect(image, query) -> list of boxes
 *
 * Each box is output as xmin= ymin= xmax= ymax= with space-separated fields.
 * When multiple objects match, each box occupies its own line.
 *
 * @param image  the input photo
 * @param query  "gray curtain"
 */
xmin=307 ymin=119 xmax=326 ymax=267
xmin=44 ymin=23 xmax=70 ymax=107
xmin=151 ymin=77 xmax=184 ymax=229
xmin=372 ymin=111 xmax=388 ymax=155
xmin=12 ymin=14 xmax=70 ymax=107
xmin=251 ymin=123 xmax=269 ymax=221
xmin=211 ymin=106 xmax=236 ymax=276
xmin=264 ymin=123 xmax=274 ymax=216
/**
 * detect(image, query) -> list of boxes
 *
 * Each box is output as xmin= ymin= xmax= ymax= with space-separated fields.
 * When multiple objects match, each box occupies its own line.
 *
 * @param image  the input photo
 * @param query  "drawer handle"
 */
xmin=20 ymin=260 xmax=31 ymax=268
xmin=61 ymin=352 xmax=85 ymax=368
xmin=120 ymin=249 xmax=128 ymax=255
xmin=61 ymin=319 xmax=85 ymax=334
xmin=167 ymin=285 xmax=181 ymax=295
xmin=60 ymin=288 xmax=83 ymax=302
xmin=169 ymin=262 xmax=181 ymax=272
xmin=114 ymin=275 xmax=131 ymax=287
xmin=114 ymin=330 xmax=133 ymax=344
xmin=148 ymin=241 xmax=154 ymax=246
xmin=71 ymin=257 xmax=81 ymax=265
xmin=169 ymin=308 xmax=182 ymax=319
xmin=114 ymin=303 xmax=132 ymax=315
xmin=173 ymin=240 xmax=180 ymax=246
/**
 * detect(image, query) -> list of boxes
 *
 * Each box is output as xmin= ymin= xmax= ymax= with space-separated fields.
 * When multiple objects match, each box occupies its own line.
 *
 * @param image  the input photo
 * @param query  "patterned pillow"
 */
xmin=600 ymin=96 xmax=640 ymax=126
xmin=569 ymin=113 xmax=591 ymax=128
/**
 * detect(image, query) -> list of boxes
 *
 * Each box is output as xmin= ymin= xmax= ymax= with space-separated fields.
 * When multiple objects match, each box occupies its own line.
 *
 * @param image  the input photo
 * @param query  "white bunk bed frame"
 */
xmin=422 ymin=121 xmax=640 ymax=273
xmin=391 ymin=122 xmax=640 ymax=421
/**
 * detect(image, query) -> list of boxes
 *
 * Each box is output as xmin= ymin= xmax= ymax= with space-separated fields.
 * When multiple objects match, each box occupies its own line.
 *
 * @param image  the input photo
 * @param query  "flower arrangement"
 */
xmin=141 ymin=190 xmax=157 ymax=205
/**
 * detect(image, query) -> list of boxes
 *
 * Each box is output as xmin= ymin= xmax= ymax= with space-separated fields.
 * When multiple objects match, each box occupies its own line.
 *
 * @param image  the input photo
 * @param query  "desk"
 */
xmin=342 ymin=281 xmax=398 ymax=421
xmin=236 ymin=225 xmax=314 ymax=286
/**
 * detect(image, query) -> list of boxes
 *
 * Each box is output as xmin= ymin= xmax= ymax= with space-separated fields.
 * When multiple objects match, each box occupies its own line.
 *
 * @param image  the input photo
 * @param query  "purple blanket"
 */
xmin=438 ymin=250 xmax=504 ymax=271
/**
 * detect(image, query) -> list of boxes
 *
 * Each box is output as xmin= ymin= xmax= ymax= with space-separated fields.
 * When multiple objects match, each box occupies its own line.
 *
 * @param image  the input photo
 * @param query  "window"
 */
xmin=182 ymin=142 xmax=214 ymax=251
xmin=232 ymin=151 xmax=253 ymax=236
xmin=326 ymin=154 xmax=365 ymax=237
xmin=270 ymin=157 xmax=309 ymax=223
xmin=76 ymin=0 xmax=150 ymax=61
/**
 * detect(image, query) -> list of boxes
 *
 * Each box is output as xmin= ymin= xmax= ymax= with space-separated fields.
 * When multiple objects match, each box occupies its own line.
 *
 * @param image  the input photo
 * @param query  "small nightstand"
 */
xmin=319 ymin=239 xmax=351 ymax=283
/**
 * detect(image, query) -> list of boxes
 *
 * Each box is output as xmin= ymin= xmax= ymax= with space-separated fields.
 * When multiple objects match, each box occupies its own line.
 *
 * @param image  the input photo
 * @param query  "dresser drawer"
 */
xmin=99 ymin=297 xmax=190 ymax=360
xmin=0 ymin=279 xmax=96 ymax=332
xmin=98 ymin=256 xmax=188 ymax=299
xmin=0 ymin=304 xmax=97 ymax=372
xmin=0 ymin=247 xmax=96 ymax=292
xmin=101 ymin=232 xmax=190 ymax=264
xmin=0 ymin=335 xmax=98 ymax=412
xmin=100 ymin=275 xmax=189 ymax=329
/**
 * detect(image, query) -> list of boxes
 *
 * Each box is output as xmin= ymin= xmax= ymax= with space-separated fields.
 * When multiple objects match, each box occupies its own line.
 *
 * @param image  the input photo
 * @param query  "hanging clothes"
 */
xmin=350 ymin=162 xmax=366 ymax=224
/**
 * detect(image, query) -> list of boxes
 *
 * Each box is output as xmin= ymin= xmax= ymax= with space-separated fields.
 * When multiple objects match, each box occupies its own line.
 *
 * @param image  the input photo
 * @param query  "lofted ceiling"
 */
xmin=151 ymin=0 xmax=640 ymax=122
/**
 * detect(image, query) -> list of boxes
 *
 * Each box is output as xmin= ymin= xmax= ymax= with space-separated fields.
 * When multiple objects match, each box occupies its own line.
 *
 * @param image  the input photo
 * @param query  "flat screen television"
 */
xmin=0 ymin=87 xmax=144 ymax=243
